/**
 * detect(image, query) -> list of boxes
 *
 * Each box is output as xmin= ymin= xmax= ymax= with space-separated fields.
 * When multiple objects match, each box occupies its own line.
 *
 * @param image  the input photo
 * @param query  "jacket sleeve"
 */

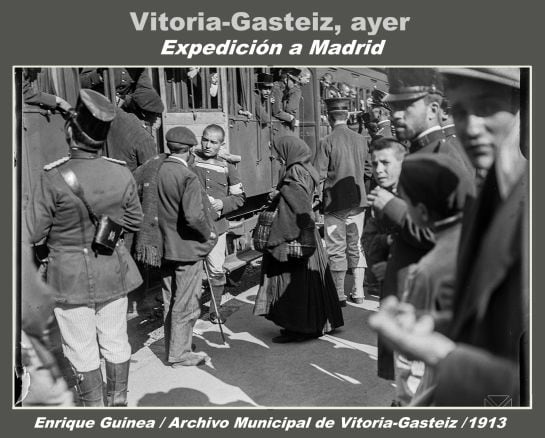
xmin=313 ymin=138 xmax=330 ymax=183
xmin=218 ymin=164 xmax=246 ymax=215
xmin=271 ymin=85 xmax=293 ymax=123
xmin=284 ymin=86 xmax=301 ymax=117
xmin=434 ymin=344 xmax=519 ymax=406
xmin=135 ymin=132 xmax=157 ymax=168
xmin=121 ymin=172 xmax=144 ymax=232
xmin=181 ymin=175 xmax=212 ymax=242
xmin=23 ymin=79 xmax=57 ymax=109
xmin=382 ymin=197 xmax=435 ymax=250
xmin=26 ymin=172 xmax=56 ymax=244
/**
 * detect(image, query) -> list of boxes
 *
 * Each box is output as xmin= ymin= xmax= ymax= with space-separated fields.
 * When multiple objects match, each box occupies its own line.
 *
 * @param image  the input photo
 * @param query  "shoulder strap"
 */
xmin=58 ymin=168 xmax=99 ymax=225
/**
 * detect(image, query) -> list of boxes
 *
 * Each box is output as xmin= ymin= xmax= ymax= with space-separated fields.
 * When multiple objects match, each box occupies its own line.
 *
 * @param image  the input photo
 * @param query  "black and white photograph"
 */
xmin=14 ymin=66 xmax=529 ymax=408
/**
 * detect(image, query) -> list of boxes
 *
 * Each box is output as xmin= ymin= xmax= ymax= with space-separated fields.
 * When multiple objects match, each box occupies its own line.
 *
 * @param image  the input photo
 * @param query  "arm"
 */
xmin=26 ymin=172 xmax=56 ymax=245
xmin=121 ymin=174 xmax=143 ymax=232
xmin=284 ymin=86 xmax=301 ymax=117
xmin=216 ymin=164 xmax=246 ymax=215
xmin=271 ymin=86 xmax=294 ymax=123
xmin=135 ymin=131 xmax=158 ymax=167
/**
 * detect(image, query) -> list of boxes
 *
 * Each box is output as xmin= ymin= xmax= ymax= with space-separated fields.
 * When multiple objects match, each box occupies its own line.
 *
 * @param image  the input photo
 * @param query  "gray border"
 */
xmin=5 ymin=0 xmax=542 ymax=436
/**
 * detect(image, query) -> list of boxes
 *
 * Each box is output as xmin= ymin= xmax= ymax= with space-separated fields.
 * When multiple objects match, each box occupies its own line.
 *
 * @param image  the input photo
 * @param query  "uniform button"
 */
xmin=206 ymin=178 xmax=210 ymax=181
xmin=83 ymin=248 xmax=88 ymax=254
xmin=207 ymin=170 xmax=210 ymax=173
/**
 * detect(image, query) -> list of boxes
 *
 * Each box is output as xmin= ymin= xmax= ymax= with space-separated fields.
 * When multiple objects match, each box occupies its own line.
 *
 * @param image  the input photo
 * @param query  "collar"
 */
xmin=442 ymin=124 xmax=456 ymax=137
xmin=193 ymin=152 xmax=227 ymax=167
xmin=378 ymin=120 xmax=391 ymax=127
xmin=432 ymin=213 xmax=462 ymax=233
xmin=169 ymin=155 xmax=188 ymax=166
xmin=69 ymin=148 xmax=100 ymax=159
xmin=411 ymin=126 xmax=445 ymax=151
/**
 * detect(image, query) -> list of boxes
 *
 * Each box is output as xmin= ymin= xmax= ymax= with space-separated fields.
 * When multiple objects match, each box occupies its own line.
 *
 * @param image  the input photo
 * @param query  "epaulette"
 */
xmin=102 ymin=157 xmax=127 ymax=166
xmin=43 ymin=157 xmax=70 ymax=171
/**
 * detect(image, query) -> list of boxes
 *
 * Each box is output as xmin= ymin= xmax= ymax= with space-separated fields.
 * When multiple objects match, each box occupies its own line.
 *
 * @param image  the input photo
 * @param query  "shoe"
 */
xmin=170 ymin=353 xmax=207 ymax=367
xmin=349 ymin=294 xmax=364 ymax=305
xmin=390 ymin=399 xmax=402 ymax=407
xmin=209 ymin=312 xmax=226 ymax=325
xmin=339 ymin=299 xmax=347 ymax=308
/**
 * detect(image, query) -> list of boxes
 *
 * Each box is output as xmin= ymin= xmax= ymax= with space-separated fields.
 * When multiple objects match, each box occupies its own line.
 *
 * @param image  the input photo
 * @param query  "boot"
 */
xmin=76 ymin=368 xmax=104 ymax=407
xmin=209 ymin=284 xmax=226 ymax=324
xmin=105 ymin=360 xmax=130 ymax=407
xmin=330 ymin=270 xmax=347 ymax=305
xmin=350 ymin=267 xmax=366 ymax=304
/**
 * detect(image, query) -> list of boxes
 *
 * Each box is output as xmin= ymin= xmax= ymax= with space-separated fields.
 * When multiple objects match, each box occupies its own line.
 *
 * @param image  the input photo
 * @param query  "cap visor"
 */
xmin=383 ymin=91 xmax=429 ymax=102
xmin=439 ymin=68 xmax=520 ymax=89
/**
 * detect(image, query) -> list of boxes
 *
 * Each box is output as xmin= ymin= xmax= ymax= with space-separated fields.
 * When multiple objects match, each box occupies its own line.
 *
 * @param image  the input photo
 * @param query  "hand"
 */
xmin=367 ymin=187 xmax=395 ymax=212
xmin=238 ymin=109 xmax=252 ymax=118
xmin=386 ymin=234 xmax=394 ymax=246
xmin=210 ymin=198 xmax=223 ymax=212
xmin=369 ymin=296 xmax=456 ymax=366
xmin=268 ymin=189 xmax=279 ymax=201
xmin=55 ymin=97 xmax=72 ymax=113
xmin=269 ymin=96 xmax=275 ymax=104
xmin=289 ymin=116 xmax=297 ymax=130
xmin=210 ymin=232 xmax=217 ymax=240
xmin=371 ymin=261 xmax=387 ymax=281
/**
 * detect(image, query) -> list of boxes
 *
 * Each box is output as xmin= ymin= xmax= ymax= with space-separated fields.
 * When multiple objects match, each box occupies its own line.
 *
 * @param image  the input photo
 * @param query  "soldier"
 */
xmin=27 ymin=89 xmax=143 ymax=406
xmin=158 ymin=127 xmax=218 ymax=366
xmin=314 ymin=98 xmax=368 ymax=306
xmin=271 ymin=68 xmax=303 ymax=140
xmin=191 ymin=124 xmax=246 ymax=324
xmin=371 ymin=67 xmax=528 ymax=406
xmin=366 ymin=89 xmax=395 ymax=142
xmin=383 ymin=68 xmax=474 ymax=179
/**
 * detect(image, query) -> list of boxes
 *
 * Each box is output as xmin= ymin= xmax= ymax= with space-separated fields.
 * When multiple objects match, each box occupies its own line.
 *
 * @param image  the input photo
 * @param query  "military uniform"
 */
xmin=271 ymin=69 xmax=302 ymax=141
xmin=26 ymin=88 xmax=143 ymax=407
xmin=191 ymin=150 xmax=245 ymax=321
xmin=314 ymin=98 xmax=369 ymax=305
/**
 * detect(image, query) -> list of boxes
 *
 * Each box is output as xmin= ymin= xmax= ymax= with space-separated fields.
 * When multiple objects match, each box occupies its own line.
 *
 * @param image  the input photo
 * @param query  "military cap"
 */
xmin=284 ymin=68 xmax=302 ymax=82
xmin=131 ymin=85 xmax=165 ymax=114
xmin=368 ymin=88 xmax=392 ymax=111
xmin=165 ymin=126 xmax=198 ymax=146
xmin=256 ymin=72 xmax=274 ymax=87
xmin=439 ymin=67 xmax=520 ymax=89
xmin=325 ymin=97 xmax=351 ymax=112
xmin=72 ymin=89 xmax=116 ymax=144
xmin=384 ymin=68 xmax=444 ymax=102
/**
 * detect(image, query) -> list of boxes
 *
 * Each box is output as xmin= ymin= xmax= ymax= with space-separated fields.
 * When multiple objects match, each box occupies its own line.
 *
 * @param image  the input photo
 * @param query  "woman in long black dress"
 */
xmin=253 ymin=136 xmax=344 ymax=343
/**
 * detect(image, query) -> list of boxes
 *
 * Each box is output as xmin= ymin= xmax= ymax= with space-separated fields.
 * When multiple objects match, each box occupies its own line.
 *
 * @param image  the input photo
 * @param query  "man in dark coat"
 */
xmin=370 ymin=67 xmax=528 ymax=406
xmin=158 ymin=127 xmax=218 ymax=367
xmin=314 ymin=98 xmax=368 ymax=306
xmin=271 ymin=68 xmax=302 ymax=141
xmin=27 ymin=89 xmax=143 ymax=407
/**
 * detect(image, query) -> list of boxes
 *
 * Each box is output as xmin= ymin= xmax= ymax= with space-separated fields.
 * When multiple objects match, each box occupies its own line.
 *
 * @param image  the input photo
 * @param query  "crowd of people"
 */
xmin=19 ymin=67 xmax=528 ymax=408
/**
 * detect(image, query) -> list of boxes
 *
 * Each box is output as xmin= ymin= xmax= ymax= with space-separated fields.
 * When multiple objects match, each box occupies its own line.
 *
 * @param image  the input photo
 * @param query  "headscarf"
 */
xmin=273 ymin=136 xmax=320 ymax=187
xmin=398 ymin=153 xmax=475 ymax=220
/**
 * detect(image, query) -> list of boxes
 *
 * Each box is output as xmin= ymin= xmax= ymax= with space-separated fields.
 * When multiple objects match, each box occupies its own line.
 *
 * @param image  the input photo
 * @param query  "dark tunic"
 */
xmin=314 ymin=124 xmax=369 ymax=213
xmin=253 ymin=165 xmax=343 ymax=335
xmin=27 ymin=149 xmax=143 ymax=305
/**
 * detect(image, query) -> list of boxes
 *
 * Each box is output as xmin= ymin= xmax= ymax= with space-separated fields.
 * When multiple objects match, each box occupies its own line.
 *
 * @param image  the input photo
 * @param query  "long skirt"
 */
xmin=253 ymin=230 xmax=344 ymax=335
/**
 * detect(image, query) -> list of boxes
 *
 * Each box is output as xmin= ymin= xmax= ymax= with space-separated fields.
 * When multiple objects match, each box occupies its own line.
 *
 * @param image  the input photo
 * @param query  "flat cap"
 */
xmin=385 ymin=68 xmax=444 ymax=102
xmin=165 ymin=126 xmax=198 ymax=146
xmin=131 ymin=85 xmax=165 ymax=114
xmin=325 ymin=97 xmax=351 ymax=112
xmin=439 ymin=67 xmax=520 ymax=89
xmin=73 ymin=89 xmax=116 ymax=144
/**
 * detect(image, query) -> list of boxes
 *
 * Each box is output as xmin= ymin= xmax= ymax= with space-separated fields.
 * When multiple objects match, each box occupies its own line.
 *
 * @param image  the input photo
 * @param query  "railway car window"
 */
xmin=163 ymin=68 xmax=221 ymax=112
xmin=228 ymin=68 xmax=253 ymax=118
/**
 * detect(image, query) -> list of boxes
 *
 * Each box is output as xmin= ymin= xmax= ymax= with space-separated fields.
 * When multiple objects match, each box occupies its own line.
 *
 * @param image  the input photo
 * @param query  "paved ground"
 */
xmin=124 ymin=262 xmax=395 ymax=407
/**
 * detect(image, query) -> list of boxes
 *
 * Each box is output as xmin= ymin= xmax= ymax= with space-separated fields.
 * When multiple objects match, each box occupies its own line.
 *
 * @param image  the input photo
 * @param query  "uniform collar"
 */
xmin=69 ymin=148 xmax=101 ymax=159
xmin=193 ymin=151 xmax=226 ymax=167
xmin=168 ymin=155 xmax=188 ymax=166
xmin=411 ymin=126 xmax=445 ymax=152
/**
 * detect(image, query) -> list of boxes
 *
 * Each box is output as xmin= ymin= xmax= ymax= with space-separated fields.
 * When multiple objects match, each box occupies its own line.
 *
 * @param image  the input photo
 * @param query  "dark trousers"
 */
xmin=161 ymin=260 xmax=203 ymax=363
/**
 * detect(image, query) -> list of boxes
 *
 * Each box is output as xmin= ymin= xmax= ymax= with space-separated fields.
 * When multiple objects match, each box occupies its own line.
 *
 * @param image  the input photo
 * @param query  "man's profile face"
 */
xmin=372 ymin=148 xmax=404 ymax=190
xmin=390 ymin=98 xmax=429 ymax=141
xmin=201 ymin=129 xmax=223 ymax=158
xmin=447 ymin=78 xmax=520 ymax=173
xmin=370 ymin=107 xmax=382 ymax=123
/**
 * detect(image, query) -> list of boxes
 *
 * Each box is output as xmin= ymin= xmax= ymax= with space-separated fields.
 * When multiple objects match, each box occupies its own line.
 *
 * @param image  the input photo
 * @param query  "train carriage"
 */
xmin=17 ymin=66 xmax=388 ymax=287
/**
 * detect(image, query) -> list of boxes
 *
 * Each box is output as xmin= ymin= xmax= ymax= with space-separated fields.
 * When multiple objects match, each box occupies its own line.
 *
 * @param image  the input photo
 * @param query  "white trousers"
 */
xmin=54 ymin=297 xmax=131 ymax=372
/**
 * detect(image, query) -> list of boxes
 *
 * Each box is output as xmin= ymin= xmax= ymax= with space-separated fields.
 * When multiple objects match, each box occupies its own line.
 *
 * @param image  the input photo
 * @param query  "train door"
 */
xmin=226 ymin=68 xmax=275 ymax=199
